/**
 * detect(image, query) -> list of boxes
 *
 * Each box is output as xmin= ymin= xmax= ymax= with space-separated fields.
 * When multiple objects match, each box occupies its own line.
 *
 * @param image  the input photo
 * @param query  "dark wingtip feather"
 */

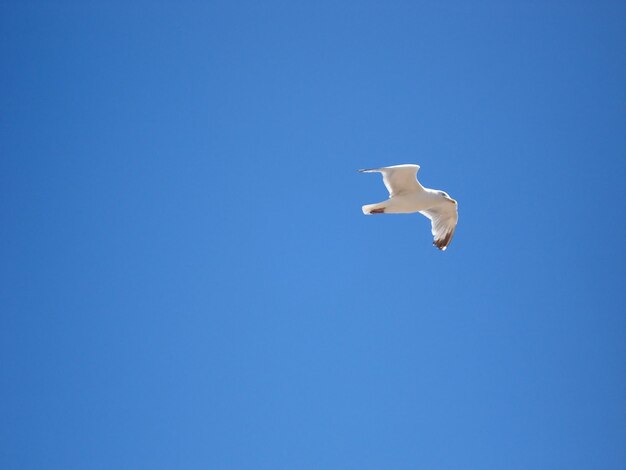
xmin=433 ymin=231 xmax=454 ymax=251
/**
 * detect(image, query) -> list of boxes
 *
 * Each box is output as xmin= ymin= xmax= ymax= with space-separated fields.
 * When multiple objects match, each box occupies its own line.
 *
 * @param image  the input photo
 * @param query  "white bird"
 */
xmin=358 ymin=164 xmax=458 ymax=251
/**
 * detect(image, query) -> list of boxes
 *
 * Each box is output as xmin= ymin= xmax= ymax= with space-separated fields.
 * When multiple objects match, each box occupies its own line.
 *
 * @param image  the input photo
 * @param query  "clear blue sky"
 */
xmin=1 ymin=1 xmax=625 ymax=469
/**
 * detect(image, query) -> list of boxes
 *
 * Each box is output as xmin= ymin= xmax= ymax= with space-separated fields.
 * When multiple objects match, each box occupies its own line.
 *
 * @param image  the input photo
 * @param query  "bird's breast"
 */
xmin=385 ymin=193 xmax=431 ymax=213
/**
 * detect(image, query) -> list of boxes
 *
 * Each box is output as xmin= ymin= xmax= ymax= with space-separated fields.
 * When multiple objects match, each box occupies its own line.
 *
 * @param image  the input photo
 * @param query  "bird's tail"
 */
xmin=362 ymin=202 xmax=386 ymax=215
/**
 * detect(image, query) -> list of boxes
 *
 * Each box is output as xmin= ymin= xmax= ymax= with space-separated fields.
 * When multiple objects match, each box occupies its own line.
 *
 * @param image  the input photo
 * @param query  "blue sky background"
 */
xmin=1 ymin=1 xmax=625 ymax=469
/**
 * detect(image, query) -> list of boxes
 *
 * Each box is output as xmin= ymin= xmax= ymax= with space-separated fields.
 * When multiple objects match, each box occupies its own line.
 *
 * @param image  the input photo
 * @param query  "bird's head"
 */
xmin=437 ymin=190 xmax=455 ymax=203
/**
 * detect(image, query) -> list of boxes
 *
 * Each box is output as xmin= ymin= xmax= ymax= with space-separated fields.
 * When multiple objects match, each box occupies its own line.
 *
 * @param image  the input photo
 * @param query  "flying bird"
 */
xmin=358 ymin=164 xmax=458 ymax=250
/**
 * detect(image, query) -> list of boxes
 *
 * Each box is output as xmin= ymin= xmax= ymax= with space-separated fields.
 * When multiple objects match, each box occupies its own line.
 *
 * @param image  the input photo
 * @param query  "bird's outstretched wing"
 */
xmin=358 ymin=164 xmax=422 ymax=197
xmin=420 ymin=201 xmax=458 ymax=251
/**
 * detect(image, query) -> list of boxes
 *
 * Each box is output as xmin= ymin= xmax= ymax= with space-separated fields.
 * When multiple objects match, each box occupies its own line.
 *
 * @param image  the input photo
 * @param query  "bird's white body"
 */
xmin=359 ymin=164 xmax=458 ymax=250
xmin=362 ymin=189 xmax=441 ymax=214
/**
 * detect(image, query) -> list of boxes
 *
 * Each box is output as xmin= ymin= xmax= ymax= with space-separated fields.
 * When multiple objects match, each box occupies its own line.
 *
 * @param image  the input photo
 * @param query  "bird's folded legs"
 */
xmin=370 ymin=208 xmax=385 ymax=214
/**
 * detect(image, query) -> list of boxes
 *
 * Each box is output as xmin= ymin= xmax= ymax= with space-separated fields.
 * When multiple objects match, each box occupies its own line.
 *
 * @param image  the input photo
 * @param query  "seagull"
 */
xmin=358 ymin=164 xmax=458 ymax=251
